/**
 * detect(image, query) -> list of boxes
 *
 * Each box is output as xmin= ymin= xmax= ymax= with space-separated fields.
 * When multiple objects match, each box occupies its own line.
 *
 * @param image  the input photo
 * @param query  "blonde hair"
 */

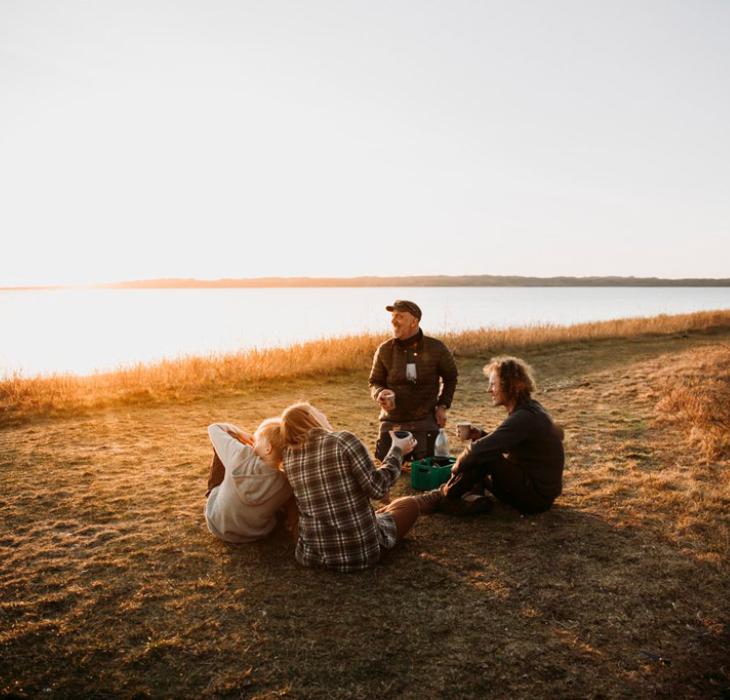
xmin=255 ymin=417 xmax=285 ymax=466
xmin=483 ymin=356 xmax=536 ymax=404
xmin=280 ymin=402 xmax=331 ymax=449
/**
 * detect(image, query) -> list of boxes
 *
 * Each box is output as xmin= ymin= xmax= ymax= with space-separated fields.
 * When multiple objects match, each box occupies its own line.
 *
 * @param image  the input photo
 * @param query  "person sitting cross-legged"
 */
xmin=440 ymin=356 xmax=564 ymax=515
xmin=280 ymin=402 xmax=442 ymax=572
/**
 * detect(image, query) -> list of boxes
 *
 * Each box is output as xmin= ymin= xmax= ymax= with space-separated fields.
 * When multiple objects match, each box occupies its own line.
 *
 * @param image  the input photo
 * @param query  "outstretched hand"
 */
xmin=468 ymin=426 xmax=483 ymax=441
xmin=389 ymin=431 xmax=417 ymax=456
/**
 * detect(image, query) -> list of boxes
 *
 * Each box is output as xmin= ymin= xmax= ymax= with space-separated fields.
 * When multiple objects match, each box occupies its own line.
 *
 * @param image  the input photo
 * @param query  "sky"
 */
xmin=1 ymin=0 xmax=729 ymax=286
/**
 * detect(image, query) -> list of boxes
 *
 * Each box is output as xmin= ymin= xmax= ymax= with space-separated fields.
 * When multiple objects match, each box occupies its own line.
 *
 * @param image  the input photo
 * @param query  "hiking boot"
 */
xmin=437 ymin=493 xmax=494 ymax=516
xmin=413 ymin=488 xmax=443 ymax=515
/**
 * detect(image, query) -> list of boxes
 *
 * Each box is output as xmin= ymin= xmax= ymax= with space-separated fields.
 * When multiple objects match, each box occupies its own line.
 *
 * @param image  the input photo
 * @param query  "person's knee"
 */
xmin=384 ymin=496 xmax=420 ymax=539
xmin=443 ymin=465 xmax=485 ymax=499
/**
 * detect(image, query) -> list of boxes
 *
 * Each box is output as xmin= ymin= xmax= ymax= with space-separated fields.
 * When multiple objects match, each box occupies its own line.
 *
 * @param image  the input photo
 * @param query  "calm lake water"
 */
xmin=1 ymin=287 xmax=729 ymax=377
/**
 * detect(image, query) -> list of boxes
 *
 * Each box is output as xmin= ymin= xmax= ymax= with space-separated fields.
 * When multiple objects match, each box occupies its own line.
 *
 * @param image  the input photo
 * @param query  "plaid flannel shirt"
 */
xmin=283 ymin=429 xmax=402 ymax=572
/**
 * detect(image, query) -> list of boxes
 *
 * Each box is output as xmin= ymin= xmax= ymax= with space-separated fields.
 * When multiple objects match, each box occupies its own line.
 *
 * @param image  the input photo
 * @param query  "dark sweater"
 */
xmin=368 ymin=329 xmax=458 ymax=423
xmin=456 ymin=399 xmax=564 ymax=501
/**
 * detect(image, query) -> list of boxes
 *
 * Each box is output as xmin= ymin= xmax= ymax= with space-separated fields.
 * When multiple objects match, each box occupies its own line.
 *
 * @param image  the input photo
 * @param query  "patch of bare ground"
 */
xmin=1 ymin=329 xmax=729 ymax=698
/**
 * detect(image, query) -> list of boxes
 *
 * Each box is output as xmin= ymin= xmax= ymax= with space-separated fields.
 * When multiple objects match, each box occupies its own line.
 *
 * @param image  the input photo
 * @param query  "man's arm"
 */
xmin=453 ymin=410 xmax=532 ymax=473
xmin=368 ymin=344 xmax=389 ymax=401
xmin=436 ymin=342 xmax=458 ymax=409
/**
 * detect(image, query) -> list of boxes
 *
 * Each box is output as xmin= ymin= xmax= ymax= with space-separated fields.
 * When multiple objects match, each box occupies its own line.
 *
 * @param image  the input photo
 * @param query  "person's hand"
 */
xmin=377 ymin=389 xmax=395 ymax=410
xmin=228 ymin=427 xmax=254 ymax=446
xmin=451 ymin=448 xmax=472 ymax=475
xmin=389 ymin=431 xmax=417 ymax=456
xmin=435 ymin=405 xmax=448 ymax=427
xmin=469 ymin=426 xmax=482 ymax=441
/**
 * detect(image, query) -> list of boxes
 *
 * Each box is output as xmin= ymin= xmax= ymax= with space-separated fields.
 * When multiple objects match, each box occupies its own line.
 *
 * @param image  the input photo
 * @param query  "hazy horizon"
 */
xmin=4 ymin=271 xmax=730 ymax=291
xmin=2 ymin=1 xmax=729 ymax=286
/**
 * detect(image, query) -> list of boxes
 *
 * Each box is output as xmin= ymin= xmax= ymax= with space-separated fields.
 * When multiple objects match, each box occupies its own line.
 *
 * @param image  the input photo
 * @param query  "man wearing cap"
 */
xmin=369 ymin=300 xmax=458 ymax=461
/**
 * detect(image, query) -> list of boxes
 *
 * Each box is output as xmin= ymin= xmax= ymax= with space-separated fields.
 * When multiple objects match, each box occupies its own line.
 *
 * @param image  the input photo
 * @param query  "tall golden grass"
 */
xmin=655 ymin=344 xmax=730 ymax=461
xmin=2 ymin=309 xmax=729 ymax=425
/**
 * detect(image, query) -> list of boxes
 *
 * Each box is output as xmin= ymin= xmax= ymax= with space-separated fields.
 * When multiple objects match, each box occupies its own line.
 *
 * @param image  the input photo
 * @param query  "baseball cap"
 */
xmin=385 ymin=300 xmax=422 ymax=320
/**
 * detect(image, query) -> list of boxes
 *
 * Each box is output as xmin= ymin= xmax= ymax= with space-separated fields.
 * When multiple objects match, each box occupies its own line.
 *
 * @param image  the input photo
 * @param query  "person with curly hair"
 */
xmin=441 ymin=356 xmax=565 ymax=515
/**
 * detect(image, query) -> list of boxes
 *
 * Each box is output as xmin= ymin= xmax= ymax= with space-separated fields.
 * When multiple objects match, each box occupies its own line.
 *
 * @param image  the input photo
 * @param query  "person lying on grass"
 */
xmin=205 ymin=419 xmax=297 ymax=543
xmin=440 ymin=356 xmax=565 ymax=515
xmin=279 ymin=402 xmax=442 ymax=572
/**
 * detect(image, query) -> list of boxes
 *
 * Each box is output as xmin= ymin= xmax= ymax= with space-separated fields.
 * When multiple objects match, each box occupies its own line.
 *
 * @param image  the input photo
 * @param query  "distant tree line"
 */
xmin=100 ymin=275 xmax=730 ymax=288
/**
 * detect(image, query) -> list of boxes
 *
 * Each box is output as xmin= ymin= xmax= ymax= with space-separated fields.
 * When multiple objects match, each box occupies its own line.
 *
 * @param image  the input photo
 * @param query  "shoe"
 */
xmin=437 ymin=493 xmax=493 ymax=516
xmin=467 ymin=481 xmax=485 ymax=496
xmin=413 ymin=489 xmax=443 ymax=515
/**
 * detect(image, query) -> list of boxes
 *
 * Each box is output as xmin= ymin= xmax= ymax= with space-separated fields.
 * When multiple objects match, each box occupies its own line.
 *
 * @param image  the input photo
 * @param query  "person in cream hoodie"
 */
xmin=205 ymin=418 xmax=294 ymax=543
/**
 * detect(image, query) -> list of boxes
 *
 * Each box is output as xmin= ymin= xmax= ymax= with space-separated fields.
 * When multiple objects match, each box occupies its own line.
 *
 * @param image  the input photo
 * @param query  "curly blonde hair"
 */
xmin=483 ymin=356 xmax=536 ymax=405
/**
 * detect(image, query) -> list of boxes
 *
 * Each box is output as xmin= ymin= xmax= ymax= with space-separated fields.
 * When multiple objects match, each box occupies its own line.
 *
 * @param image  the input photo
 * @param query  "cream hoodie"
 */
xmin=204 ymin=423 xmax=293 ymax=543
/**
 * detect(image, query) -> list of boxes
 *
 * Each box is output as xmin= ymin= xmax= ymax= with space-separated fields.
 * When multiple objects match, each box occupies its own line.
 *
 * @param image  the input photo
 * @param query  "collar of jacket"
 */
xmin=394 ymin=328 xmax=424 ymax=350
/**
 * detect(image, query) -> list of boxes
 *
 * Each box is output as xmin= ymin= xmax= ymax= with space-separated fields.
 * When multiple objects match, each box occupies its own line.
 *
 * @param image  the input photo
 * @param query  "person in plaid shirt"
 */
xmin=281 ymin=402 xmax=441 ymax=572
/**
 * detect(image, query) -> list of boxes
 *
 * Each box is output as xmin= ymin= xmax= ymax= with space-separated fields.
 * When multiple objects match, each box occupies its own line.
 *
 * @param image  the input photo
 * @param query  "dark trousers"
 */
xmin=206 ymin=450 xmax=226 ymax=496
xmin=443 ymin=455 xmax=553 ymax=515
xmin=375 ymin=422 xmax=437 ymax=462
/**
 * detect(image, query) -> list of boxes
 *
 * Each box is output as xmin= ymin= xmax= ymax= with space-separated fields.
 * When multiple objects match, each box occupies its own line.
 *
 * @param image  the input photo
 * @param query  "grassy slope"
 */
xmin=1 ymin=329 xmax=729 ymax=699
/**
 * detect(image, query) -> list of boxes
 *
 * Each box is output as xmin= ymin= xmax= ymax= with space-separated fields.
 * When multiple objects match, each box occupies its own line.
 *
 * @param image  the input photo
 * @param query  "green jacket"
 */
xmin=368 ymin=330 xmax=458 ymax=423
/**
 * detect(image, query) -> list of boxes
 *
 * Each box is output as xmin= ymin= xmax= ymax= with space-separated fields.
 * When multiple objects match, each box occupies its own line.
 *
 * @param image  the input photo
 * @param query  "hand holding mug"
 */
xmin=378 ymin=389 xmax=396 ymax=411
xmin=468 ymin=426 xmax=483 ymax=441
xmin=389 ymin=430 xmax=416 ymax=456
xmin=457 ymin=422 xmax=482 ymax=441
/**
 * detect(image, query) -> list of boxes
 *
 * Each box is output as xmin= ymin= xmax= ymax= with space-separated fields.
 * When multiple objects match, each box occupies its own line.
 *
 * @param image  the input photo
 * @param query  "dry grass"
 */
xmin=653 ymin=345 xmax=730 ymax=461
xmin=2 ymin=309 xmax=729 ymax=427
xmin=0 ymin=334 xmax=384 ymax=426
xmin=1 ymin=328 xmax=729 ymax=698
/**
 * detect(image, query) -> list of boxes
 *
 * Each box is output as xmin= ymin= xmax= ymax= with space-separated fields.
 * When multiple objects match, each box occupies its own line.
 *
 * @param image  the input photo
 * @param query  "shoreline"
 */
xmin=1 ymin=309 xmax=730 ymax=428
xmin=2 ymin=307 xmax=730 ymax=380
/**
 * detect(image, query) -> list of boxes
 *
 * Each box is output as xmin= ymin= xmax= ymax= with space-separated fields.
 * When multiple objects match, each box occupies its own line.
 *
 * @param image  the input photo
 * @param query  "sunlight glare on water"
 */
xmin=1 ymin=287 xmax=729 ymax=377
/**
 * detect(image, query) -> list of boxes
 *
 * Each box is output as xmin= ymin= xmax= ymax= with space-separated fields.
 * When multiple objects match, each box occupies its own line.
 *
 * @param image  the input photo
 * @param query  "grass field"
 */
xmin=3 ymin=309 xmax=729 ymax=427
xmin=1 ymin=318 xmax=729 ymax=698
